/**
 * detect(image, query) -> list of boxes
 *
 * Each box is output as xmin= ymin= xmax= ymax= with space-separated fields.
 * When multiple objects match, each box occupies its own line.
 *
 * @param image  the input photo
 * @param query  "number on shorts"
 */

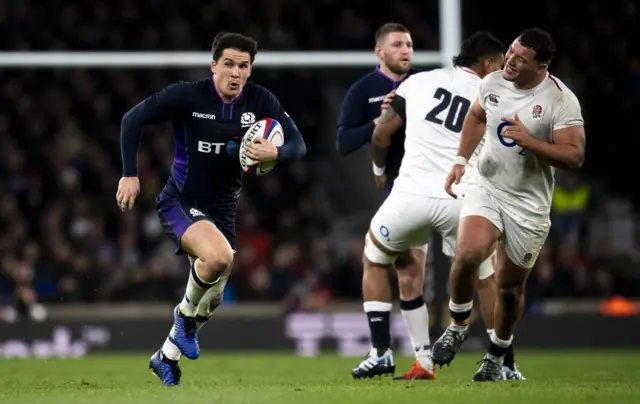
xmin=424 ymin=88 xmax=471 ymax=133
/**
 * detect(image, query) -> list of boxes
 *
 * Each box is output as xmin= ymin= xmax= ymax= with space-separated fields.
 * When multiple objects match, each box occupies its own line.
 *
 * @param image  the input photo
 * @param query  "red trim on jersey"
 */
xmin=461 ymin=67 xmax=480 ymax=77
xmin=548 ymin=73 xmax=562 ymax=91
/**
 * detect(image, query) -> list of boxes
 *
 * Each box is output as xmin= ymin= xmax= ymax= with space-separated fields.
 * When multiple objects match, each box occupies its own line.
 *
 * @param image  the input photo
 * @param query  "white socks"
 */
xmin=162 ymin=337 xmax=182 ymax=361
xmin=197 ymin=275 xmax=228 ymax=330
xmin=163 ymin=262 xmax=228 ymax=361
xmin=400 ymin=297 xmax=433 ymax=371
xmin=179 ymin=261 xmax=216 ymax=317
xmin=449 ymin=300 xmax=473 ymax=331
xmin=490 ymin=332 xmax=513 ymax=351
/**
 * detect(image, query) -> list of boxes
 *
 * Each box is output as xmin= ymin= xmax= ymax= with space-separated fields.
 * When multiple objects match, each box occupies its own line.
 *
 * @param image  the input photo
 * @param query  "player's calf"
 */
xmin=433 ymin=217 xmax=499 ymax=367
xmin=431 ymin=251 xmax=482 ymax=367
xmin=395 ymin=248 xmax=435 ymax=379
xmin=475 ymin=260 xmax=526 ymax=380
xmin=352 ymin=232 xmax=397 ymax=379
xmin=167 ymin=221 xmax=234 ymax=360
xmin=476 ymin=248 xmax=529 ymax=381
xmin=195 ymin=276 xmax=226 ymax=330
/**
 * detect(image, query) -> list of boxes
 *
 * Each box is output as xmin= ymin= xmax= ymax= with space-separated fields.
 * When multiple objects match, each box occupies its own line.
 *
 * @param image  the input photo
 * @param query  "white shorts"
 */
xmin=460 ymin=184 xmax=550 ymax=269
xmin=366 ymin=190 xmax=494 ymax=279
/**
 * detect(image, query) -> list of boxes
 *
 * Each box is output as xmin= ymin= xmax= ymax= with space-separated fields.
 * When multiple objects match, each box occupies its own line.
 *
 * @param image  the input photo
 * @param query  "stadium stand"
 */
xmin=0 ymin=1 xmax=638 ymax=319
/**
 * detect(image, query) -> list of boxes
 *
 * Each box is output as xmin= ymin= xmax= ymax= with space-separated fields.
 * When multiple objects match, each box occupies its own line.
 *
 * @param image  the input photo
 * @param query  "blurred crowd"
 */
xmin=1 ymin=1 xmax=639 ymax=321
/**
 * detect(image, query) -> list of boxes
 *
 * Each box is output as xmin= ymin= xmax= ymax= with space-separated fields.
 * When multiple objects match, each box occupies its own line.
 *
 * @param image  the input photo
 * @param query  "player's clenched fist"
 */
xmin=381 ymin=90 xmax=396 ymax=111
xmin=116 ymin=177 xmax=140 ymax=212
xmin=374 ymin=90 xmax=397 ymax=126
xmin=445 ymin=164 xmax=465 ymax=199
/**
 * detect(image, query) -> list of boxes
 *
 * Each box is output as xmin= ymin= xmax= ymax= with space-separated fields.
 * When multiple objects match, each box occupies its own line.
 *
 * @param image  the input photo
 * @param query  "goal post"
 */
xmin=0 ymin=0 xmax=461 ymax=68
xmin=0 ymin=50 xmax=443 ymax=68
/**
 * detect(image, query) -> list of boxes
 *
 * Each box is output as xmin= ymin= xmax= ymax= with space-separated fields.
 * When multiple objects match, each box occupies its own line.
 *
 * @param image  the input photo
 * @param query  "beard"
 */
xmin=387 ymin=61 xmax=411 ymax=75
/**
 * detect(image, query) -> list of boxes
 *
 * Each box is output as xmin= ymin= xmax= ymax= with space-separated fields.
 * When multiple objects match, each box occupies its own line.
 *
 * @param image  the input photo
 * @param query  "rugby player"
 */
xmin=116 ymin=32 xmax=307 ymax=386
xmin=368 ymin=31 xmax=527 ymax=380
xmin=431 ymin=27 xmax=585 ymax=381
xmin=336 ymin=22 xmax=419 ymax=379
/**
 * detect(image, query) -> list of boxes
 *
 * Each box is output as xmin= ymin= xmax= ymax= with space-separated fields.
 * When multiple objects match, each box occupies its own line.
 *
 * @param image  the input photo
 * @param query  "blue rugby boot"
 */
xmin=149 ymin=350 xmax=181 ymax=386
xmin=170 ymin=304 xmax=200 ymax=359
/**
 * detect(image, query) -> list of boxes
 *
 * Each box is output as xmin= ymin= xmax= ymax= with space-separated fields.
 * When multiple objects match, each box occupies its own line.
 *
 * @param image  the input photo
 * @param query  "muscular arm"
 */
xmin=372 ymin=94 xmax=405 ymax=169
xmin=525 ymin=126 xmax=585 ymax=170
xmin=524 ymin=93 xmax=585 ymax=170
xmin=120 ymin=83 xmax=185 ymax=176
xmin=457 ymin=99 xmax=487 ymax=160
xmin=372 ymin=108 xmax=403 ymax=169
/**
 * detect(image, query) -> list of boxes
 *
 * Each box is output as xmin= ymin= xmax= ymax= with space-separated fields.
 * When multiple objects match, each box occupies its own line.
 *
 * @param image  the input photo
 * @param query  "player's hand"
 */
xmin=374 ymin=90 xmax=396 ymax=125
xmin=244 ymin=137 xmax=278 ymax=163
xmin=374 ymin=173 xmax=387 ymax=189
xmin=500 ymin=114 xmax=532 ymax=148
xmin=116 ymin=176 xmax=140 ymax=212
xmin=381 ymin=90 xmax=395 ymax=112
xmin=445 ymin=165 xmax=465 ymax=199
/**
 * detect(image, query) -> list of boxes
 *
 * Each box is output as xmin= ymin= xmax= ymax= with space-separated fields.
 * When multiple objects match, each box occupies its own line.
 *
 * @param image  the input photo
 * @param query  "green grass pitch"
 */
xmin=1 ymin=351 xmax=639 ymax=403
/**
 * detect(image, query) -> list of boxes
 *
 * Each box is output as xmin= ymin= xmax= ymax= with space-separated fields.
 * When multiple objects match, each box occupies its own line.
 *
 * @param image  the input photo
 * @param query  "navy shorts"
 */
xmin=156 ymin=193 xmax=236 ymax=255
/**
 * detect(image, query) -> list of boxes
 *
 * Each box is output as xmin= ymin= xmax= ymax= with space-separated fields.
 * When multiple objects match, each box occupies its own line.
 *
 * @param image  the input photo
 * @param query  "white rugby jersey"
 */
xmin=476 ymin=71 xmax=584 ymax=217
xmin=393 ymin=66 xmax=484 ymax=198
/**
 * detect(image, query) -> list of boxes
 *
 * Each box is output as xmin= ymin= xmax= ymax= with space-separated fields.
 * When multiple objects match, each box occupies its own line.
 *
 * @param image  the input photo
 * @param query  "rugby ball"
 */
xmin=239 ymin=118 xmax=284 ymax=176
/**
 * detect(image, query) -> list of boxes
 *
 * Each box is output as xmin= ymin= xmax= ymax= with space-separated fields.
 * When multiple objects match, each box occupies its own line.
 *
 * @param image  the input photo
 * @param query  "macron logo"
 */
xmin=368 ymin=95 xmax=386 ymax=103
xmin=192 ymin=112 xmax=216 ymax=120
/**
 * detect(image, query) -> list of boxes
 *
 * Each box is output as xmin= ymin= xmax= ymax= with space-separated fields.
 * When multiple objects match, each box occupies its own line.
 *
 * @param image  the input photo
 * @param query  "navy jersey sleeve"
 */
xmin=264 ymin=90 xmax=307 ymax=161
xmin=120 ymin=82 xmax=188 ymax=176
xmin=336 ymin=82 xmax=375 ymax=156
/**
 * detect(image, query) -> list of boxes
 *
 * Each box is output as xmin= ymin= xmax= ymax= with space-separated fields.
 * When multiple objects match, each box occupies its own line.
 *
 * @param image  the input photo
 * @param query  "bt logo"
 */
xmin=197 ymin=141 xmax=225 ymax=154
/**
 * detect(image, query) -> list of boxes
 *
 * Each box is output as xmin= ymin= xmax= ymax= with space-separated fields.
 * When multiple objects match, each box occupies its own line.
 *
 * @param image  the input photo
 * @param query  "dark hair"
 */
xmin=211 ymin=32 xmax=258 ymax=63
xmin=452 ymin=31 xmax=505 ymax=68
xmin=375 ymin=22 xmax=410 ymax=44
xmin=518 ymin=27 xmax=556 ymax=64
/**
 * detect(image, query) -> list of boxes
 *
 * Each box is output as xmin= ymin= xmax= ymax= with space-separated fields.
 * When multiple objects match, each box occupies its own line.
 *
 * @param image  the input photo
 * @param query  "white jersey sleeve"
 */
xmin=552 ymin=91 xmax=584 ymax=130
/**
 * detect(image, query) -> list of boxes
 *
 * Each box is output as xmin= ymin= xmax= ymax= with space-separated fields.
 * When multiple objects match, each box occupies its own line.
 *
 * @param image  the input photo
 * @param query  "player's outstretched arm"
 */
xmin=336 ymin=84 xmax=375 ymax=156
xmin=120 ymin=83 xmax=187 ymax=177
xmin=117 ymin=83 xmax=186 ymax=211
xmin=457 ymin=98 xmax=487 ymax=160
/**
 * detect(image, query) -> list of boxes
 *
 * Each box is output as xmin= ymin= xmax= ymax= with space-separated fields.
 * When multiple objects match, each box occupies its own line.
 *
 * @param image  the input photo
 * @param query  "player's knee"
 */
xmin=363 ymin=233 xmax=396 ymax=267
xmin=497 ymin=284 xmax=524 ymax=309
xmin=454 ymin=248 xmax=486 ymax=272
xmin=198 ymin=246 xmax=234 ymax=280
